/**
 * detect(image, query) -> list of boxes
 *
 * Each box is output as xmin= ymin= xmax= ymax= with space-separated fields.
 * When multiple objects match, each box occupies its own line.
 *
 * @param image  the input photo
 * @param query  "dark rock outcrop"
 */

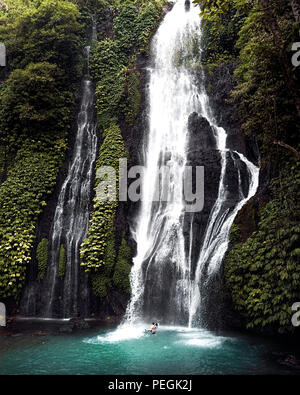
xmin=203 ymin=62 xmax=260 ymax=163
xmin=185 ymin=0 xmax=191 ymax=12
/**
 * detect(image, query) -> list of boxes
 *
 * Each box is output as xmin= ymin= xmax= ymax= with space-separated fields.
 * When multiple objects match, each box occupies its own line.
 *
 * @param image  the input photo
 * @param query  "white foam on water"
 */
xmin=83 ymin=323 xmax=148 ymax=344
xmin=83 ymin=324 xmax=226 ymax=350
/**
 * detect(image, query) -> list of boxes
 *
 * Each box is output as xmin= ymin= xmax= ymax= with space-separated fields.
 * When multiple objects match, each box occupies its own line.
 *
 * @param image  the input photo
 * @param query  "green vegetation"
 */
xmin=58 ymin=244 xmax=66 ymax=278
xmin=0 ymin=0 xmax=83 ymax=301
xmin=0 ymin=0 xmax=83 ymax=80
xmin=0 ymin=62 xmax=73 ymax=151
xmin=36 ymin=238 xmax=49 ymax=280
xmin=91 ymin=38 xmax=126 ymax=128
xmin=90 ymin=1 xmax=164 ymax=127
xmin=113 ymin=234 xmax=131 ymax=294
xmin=226 ymin=164 xmax=300 ymax=334
xmin=121 ymin=63 xmax=141 ymax=125
xmin=91 ymin=231 xmax=131 ymax=298
xmin=200 ymin=7 xmax=244 ymax=66
xmin=0 ymin=0 xmax=165 ymax=304
xmin=81 ymin=123 xmax=128 ymax=272
xmin=91 ymin=228 xmax=116 ymax=298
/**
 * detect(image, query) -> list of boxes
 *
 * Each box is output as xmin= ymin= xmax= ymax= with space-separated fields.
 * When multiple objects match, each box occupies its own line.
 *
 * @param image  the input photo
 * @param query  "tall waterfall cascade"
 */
xmin=21 ymin=45 xmax=98 ymax=318
xmin=125 ymin=0 xmax=259 ymax=326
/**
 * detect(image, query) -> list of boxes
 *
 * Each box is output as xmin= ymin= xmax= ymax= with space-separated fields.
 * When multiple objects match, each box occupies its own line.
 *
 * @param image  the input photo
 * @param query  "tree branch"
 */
xmin=273 ymin=140 xmax=300 ymax=159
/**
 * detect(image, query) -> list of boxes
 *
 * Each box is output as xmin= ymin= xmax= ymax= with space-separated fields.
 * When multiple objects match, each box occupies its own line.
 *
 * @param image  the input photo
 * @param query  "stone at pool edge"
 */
xmin=58 ymin=317 xmax=90 ymax=333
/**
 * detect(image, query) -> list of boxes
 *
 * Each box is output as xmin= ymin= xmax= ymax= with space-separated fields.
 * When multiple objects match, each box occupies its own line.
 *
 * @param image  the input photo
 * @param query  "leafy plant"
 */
xmin=36 ymin=238 xmax=49 ymax=280
xmin=113 ymin=233 xmax=131 ymax=294
xmin=58 ymin=244 xmax=66 ymax=278
xmin=225 ymin=163 xmax=300 ymax=334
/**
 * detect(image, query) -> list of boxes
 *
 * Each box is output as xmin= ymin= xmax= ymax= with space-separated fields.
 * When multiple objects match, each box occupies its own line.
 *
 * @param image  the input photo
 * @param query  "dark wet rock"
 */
xmin=185 ymin=0 xmax=191 ymax=11
xmin=163 ymin=2 xmax=175 ymax=16
xmin=59 ymin=325 xmax=73 ymax=334
xmin=187 ymin=112 xmax=217 ymax=152
xmin=58 ymin=318 xmax=89 ymax=333
xmin=69 ymin=317 xmax=90 ymax=330
xmin=109 ymin=289 xmax=130 ymax=317
xmin=202 ymin=62 xmax=255 ymax=159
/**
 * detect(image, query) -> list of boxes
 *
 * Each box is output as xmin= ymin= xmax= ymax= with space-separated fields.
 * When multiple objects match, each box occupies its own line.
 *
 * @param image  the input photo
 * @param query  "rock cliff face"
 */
xmin=203 ymin=63 xmax=259 ymax=163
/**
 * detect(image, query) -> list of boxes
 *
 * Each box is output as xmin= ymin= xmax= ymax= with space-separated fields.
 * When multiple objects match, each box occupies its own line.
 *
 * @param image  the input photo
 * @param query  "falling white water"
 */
xmin=125 ymin=1 xmax=202 ymax=323
xmin=124 ymin=0 xmax=259 ymax=327
xmin=188 ymin=149 xmax=259 ymax=327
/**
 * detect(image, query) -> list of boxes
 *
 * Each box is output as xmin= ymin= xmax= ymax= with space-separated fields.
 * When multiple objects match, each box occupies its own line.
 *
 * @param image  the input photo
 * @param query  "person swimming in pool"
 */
xmin=145 ymin=322 xmax=158 ymax=334
xmin=150 ymin=322 xmax=158 ymax=334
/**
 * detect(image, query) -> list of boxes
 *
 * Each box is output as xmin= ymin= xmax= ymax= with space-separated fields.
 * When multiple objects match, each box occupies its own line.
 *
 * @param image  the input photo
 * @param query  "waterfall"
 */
xmin=21 ymin=45 xmax=98 ymax=318
xmin=125 ymin=0 xmax=259 ymax=326
xmin=44 ymin=46 xmax=97 ymax=317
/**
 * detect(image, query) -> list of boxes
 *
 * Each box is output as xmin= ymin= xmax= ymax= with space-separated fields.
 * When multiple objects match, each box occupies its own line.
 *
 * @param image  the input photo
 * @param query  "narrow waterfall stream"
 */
xmin=125 ymin=0 xmax=259 ymax=326
xmin=21 ymin=45 xmax=98 ymax=318
xmin=43 ymin=59 xmax=98 ymax=318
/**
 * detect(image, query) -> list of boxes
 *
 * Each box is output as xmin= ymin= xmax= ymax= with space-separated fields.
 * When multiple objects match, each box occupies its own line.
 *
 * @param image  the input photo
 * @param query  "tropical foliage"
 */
xmin=0 ymin=0 xmax=83 ymax=301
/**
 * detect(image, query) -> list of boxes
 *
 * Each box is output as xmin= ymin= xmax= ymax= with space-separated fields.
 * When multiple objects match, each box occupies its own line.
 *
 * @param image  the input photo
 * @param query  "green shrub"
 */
xmin=0 ymin=0 xmax=84 ymax=81
xmin=58 ymin=244 xmax=66 ymax=278
xmin=0 ymin=138 xmax=67 ymax=300
xmin=121 ymin=65 xmax=141 ymax=125
xmin=113 ymin=2 xmax=137 ymax=57
xmin=91 ymin=228 xmax=116 ymax=298
xmin=229 ymin=223 xmax=240 ymax=244
xmin=36 ymin=238 xmax=49 ymax=281
xmin=0 ymin=0 xmax=82 ymax=301
xmin=135 ymin=2 xmax=162 ymax=55
xmin=113 ymin=234 xmax=131 ymax=294
xmin=92 ymin=272 xmax=110 ymax=298
xmin=225 ymin=163 xmax=300 ymax=334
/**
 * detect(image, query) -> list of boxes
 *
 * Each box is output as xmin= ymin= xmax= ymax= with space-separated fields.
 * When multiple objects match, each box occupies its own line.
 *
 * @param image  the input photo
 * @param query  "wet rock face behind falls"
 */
xmin=183 ymin=112 xmax=250 ymax=276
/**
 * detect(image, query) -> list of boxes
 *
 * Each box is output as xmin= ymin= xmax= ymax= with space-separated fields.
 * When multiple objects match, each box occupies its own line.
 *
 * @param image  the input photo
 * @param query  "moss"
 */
xmin=113 ymin=2 xmax=138 ymax=57
xmin=135 ymin=2 xmax=162 ymax=55
xmin=58 ymin=244 xmax=66 ymax=278
xmin=0 ymin=146 xmax=5 ymax=182
xmin=92 ymin=273 xmax=110 ymax=298
xmin=80 ymin=123 xmax=128 ymax=271
xmin=0 ymin=1 xmax=83 ymax=301
xmin=91 ymin=228 xmax=116 ymax=299
xmin=0 ymin=138 xmax=67 ymax=300
xmin=121 ymin=65 xmax=141 ymax=125
xmin=229 ymin=223 xmax=240 ymax=244
xmin=113 ymin=234 xmax=131 ymax=294
xmin=36 ymin=238 xmax=49 ymax=281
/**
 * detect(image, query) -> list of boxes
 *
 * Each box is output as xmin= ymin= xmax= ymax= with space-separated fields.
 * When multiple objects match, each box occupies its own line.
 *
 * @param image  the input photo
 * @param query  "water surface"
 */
xmin=0 ymin=325 xmax=296 ymax=375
